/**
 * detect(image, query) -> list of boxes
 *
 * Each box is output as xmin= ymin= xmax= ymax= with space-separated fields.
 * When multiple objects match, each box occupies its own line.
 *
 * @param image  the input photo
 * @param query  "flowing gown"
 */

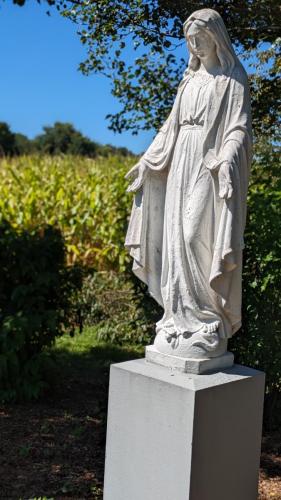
xmin=156 ymin=71 xmax=226 ymax=338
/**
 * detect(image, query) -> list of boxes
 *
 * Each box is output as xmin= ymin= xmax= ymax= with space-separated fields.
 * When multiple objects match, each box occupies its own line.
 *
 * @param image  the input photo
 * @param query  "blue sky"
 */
xmin=0 ymin=1 xmax=158 ymax=153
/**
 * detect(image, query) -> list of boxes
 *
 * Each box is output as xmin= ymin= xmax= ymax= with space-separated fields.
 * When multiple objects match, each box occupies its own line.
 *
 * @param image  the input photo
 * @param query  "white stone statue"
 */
xmin=125 ymin=8 xmax=252 ymax=365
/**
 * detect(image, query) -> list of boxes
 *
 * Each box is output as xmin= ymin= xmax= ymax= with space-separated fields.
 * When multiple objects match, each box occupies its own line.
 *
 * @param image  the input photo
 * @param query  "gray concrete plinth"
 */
xmin=104 ymin=359 xmax=265 ymax=500
xmin=145 ymin=344 xmax=234 ymax=374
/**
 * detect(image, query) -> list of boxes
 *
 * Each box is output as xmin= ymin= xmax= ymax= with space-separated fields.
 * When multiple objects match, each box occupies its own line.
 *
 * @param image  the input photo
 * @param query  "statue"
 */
xmin=125 ymin=8 xmax=252 ymax=364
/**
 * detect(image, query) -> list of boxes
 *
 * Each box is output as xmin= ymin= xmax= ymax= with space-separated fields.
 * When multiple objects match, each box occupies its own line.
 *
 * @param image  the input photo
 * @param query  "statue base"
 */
xmin=145 ymin=345 xmax=234 ymax=374
xmin=104 ymin=359 xmax=265 ymax=500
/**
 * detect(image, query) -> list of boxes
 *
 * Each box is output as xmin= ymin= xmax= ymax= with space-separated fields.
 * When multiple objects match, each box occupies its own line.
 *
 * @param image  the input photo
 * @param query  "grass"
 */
xmin=53 ymin=326 xmax=144 ymax=377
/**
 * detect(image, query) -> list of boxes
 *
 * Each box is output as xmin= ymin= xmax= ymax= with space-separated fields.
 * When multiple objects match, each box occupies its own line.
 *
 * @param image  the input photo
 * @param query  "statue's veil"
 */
xmin=183 ymin=9 xmax=242 ymax=75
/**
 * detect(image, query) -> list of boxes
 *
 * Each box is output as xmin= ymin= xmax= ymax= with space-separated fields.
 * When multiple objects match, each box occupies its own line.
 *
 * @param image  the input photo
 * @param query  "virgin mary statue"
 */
xmin=125 ymin=8 xmax=252 ymax=360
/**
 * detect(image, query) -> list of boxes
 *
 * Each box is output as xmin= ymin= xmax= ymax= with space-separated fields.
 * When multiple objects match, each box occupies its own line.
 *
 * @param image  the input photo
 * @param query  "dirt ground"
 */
xmin=0 ymin=347 xmax=280 ymax=500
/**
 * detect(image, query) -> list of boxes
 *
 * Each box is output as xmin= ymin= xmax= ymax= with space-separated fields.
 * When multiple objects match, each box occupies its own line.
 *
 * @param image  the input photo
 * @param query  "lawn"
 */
xmin=0 ymin=328 xmax=280 ymax=499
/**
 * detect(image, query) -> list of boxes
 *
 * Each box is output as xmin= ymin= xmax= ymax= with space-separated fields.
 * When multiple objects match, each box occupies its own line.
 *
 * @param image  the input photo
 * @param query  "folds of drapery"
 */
xmin=125 ymin=65 xmax=252 ymax=337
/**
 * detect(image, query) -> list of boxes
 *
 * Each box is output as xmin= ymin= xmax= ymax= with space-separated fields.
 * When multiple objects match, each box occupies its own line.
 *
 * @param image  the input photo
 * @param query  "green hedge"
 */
xmin=230 ymin=139 xmax=281 ymax=426
xmin=0 ymin=222 xmax=82 ymax=401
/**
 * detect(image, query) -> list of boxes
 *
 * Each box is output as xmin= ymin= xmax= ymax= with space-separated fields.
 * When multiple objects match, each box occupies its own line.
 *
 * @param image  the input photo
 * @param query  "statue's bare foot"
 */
xmin=154 ymin=320 xmax=226 ymax=358
xmin=202 ymin=320 xmax=220 ymax=334
xmin=191 ymin=321 xmax=221 ymax=352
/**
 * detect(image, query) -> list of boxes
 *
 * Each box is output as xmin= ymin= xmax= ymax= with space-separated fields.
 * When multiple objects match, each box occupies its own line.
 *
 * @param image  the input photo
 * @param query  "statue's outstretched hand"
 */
xmin=218 ymin=161 xmax=233 ymax=199
xmin=125 ymin=161 xmax=147 ymax=193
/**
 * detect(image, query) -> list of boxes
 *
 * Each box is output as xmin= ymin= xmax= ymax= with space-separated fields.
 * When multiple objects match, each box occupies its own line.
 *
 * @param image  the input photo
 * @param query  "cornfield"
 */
xmin=0 ymin=154 xmax=135 ymax=270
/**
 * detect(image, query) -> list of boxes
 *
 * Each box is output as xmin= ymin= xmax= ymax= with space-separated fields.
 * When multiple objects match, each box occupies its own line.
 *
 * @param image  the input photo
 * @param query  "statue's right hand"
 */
xmin=125 ymin=161 xmax=147 ymax=192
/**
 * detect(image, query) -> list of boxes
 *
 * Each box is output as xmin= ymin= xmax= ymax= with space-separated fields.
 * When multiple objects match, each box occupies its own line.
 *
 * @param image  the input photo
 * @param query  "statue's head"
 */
xmin=183 ymin=8 xmax=238 ymax=74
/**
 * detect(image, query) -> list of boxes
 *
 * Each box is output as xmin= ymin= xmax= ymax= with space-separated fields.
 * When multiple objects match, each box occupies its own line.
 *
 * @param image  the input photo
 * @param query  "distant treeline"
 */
xmin=0 ymin=121 xmax=134 ymax=158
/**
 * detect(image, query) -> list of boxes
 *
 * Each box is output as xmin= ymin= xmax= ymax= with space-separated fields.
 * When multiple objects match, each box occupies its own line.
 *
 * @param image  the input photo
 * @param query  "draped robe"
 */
xmin=125 ymin=64 xmax=252 ymax=338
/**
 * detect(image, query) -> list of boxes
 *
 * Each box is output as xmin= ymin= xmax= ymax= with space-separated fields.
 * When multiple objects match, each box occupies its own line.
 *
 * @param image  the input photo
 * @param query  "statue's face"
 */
xmin=187 ymin=25 xmax=216 ymax=60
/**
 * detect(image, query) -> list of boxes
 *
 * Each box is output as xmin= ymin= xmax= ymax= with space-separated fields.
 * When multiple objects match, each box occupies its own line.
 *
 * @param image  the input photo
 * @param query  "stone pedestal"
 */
xmin=104 ymin=359 xmax=265 ymax=500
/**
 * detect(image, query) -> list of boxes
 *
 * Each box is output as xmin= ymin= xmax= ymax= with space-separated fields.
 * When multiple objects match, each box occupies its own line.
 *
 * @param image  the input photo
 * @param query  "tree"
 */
xmin=0 ymin=123 xmax=33 ymax=156
xmin=0 ymin=121 xmax=133 ymax=158
xmin=0 ymin=122 xmax=16 ymax=156
xmin=60 ymin=0 xmax=280 ymax=136
xmin=14 ymin=133 xmax=33 ymax=155
xmin=9 ymin=0 xmax=54 ymax=6
xmin=34 ymin=122 xmax=98 ymax=157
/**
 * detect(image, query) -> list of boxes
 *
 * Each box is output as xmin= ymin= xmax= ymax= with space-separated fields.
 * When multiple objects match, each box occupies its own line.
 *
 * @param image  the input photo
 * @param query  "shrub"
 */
xmin=230 ymin=139 xmax=281 ymax=427
xmin=75 ymin=270 xmax=161 ymax=346
xmin=0 ymin=222 xmax=82 ymax=402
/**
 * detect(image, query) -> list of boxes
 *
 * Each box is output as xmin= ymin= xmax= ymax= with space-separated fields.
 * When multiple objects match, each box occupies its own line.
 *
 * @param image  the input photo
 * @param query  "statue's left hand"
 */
xmin=218 ymin=161 xmax=233 ymax=199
